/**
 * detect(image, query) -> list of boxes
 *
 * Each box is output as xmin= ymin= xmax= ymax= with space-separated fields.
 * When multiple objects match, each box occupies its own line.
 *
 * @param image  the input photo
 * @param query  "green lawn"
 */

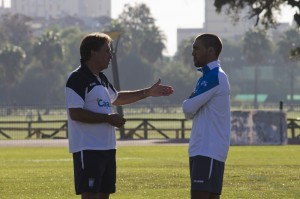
xmin=0 ymin=145 xmax=299 ymax=199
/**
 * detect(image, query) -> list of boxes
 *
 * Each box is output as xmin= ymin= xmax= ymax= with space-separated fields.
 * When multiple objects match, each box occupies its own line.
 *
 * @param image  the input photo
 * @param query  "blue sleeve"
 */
xmin=183 ymin=68 xmax=220 ymax=116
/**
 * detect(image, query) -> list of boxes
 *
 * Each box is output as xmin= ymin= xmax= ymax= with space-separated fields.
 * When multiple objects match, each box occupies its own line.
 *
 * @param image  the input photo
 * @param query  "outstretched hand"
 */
xmin=148 ymin=79 xmax=174 ymax=97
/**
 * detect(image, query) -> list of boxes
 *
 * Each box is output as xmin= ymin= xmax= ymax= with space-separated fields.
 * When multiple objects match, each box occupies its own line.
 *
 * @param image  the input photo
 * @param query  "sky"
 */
xmin=1 ymin=0 xmax=295 ymax=56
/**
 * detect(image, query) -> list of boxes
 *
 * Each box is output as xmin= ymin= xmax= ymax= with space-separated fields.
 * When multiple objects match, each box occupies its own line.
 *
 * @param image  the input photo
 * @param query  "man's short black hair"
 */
xmin=196 ymin=34 xmax=223 ymax=57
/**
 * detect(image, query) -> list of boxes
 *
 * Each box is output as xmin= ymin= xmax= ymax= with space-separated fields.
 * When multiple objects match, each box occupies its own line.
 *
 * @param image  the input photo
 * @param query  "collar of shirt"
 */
xmin=197 ymin=60 xmax=220 ymax=74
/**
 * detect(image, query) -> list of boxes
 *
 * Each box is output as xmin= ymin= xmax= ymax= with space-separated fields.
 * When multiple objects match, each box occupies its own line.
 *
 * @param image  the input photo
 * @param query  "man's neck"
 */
xmin=84 ymin=61 xmax=99 ymax=75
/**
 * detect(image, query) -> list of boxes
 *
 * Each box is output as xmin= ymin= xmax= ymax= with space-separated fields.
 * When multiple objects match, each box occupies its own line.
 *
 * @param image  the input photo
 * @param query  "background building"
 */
xmin=176 ymin=0 xmax=291 ymax=51
xmin=177 ymin=28 xmax=204 ymax=49
xmin=204 ymin=0 xmax=255 ymax=41
xmin=0 ymin=0 xmax=9 ymax=14
xmin=10 ymin=0 xmax=110 ymax=18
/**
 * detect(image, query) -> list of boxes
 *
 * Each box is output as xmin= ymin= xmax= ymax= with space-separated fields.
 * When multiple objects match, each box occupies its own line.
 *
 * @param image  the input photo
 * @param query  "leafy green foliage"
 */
xmin=277 ymin=28 xmax=300 ymax=61
xmin=118 ymin=52 xmax=155 ymax=90
xmin=242 ymin=28 xmax=273 ymax=107
xmin=174 ymin=36 xmax=194 ymax=66
xmin=0 ymin=44 xmax=26 ymax=103
xmin=0 ymin=3 xmax=300 ymax=105
xmin=276 ymin=28 xmax=300 ymax=102
xmin=103 ymin=3 xmax=166 ymax=92
xmin=155 ymin=60 xmax=198 ymax=104
xmin=0 ymin=13 xmax=33 ymax=48
xmin=108 ymin=3 xmax=166 ymax=63
xmin=0 ymin=44 xmax=26 ymax=85
xmin=60 ymin=26 xmax=85 ymax=69
xmin=214 ymin=0 xmax=300 ymax=59
xmin=214 ymin=0 xmax=300 ymax=27
xmin=243 ymin=28 xmax=272 ymax=65
xmin=33 ymin=30 xmax=64 ymax=71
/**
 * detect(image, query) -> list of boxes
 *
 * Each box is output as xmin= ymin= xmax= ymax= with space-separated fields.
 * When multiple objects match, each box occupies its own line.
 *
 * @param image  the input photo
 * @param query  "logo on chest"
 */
xmin=200 ymin=80 xmax=208 ymax=87
xmin=96 ymin=98 xmax=111 ymax=109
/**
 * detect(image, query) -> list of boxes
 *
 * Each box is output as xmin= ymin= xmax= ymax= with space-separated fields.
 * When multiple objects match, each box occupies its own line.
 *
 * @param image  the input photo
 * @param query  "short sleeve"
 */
xmin=108 ymin=86 xmax=118 ymax=103
xmin=65 ymin=87 xmax=85 ymax=109
xmin=65 ymin=72 xmax=86 ymax=109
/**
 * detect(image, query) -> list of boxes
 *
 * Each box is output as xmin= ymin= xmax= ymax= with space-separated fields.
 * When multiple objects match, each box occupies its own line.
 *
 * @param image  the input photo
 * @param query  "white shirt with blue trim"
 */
xmin=182 ymin=60 xmax=231 ymax=162
xmin=65 ymin=65 xmax=118 ymax=153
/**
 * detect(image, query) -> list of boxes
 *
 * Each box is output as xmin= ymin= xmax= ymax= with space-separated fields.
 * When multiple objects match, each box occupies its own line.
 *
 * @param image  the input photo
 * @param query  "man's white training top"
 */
xmin=182 ymin=60 xmax=231 ymax=162
xmin=65 ymin=64 xmax=118 ymax=153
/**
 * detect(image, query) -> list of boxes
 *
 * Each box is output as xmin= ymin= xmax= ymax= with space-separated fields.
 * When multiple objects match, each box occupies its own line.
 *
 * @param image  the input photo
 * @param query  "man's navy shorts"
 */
xmin=189 ymin=155 xmax=225 ymax=195
xmin=73 ymin=149 xmax=116 ymax=195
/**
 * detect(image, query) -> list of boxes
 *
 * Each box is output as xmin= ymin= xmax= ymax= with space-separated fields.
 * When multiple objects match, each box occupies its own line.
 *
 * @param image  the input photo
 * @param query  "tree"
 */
xmin=277 ymin=28 xmax=300 ymax=61
xmin=276 ymin=28 xmax=300 ymax=103
xmin=242 ymin=28 xmax=272 ymax=108
xmin=108 ymin=3 xmax=166 ymax=63
xmin=174 ymin=37 xmax=195 ymax=67
xmin=139 ymin=25 xmax=166 ymax=63
xmin=117 ymin=52 xmax=155 ymax=90
xmin=218 ymin=39 xmax=246 ymax=98
xmin=214 ymin=0 xmax=300 ymax=57
xmin=0 ymin=14 xmax=33 ymax=49
xmin=103 ymin=3 xmax=166 ymax=97
xmin=32 ymin=30 xmax=65 ymax=106
xmin=0 ymin=44 xmax=26 ymax=104
xmin=0 ymin=26 xmax=7 ymax=49
xmin=214 ymin=0 xmax=300 ymax=27
xmin=219 ymin=39 xmax=244 ymax=75
xmin=156 ymin=60 xmax=198 ymax=104
xmin=60 ymin=26 xmax=85 ymax=69
xmin=33 ymin=30 xmax=64 ymax=71
xmin=106 ymin=20 xmax=131 ymax=60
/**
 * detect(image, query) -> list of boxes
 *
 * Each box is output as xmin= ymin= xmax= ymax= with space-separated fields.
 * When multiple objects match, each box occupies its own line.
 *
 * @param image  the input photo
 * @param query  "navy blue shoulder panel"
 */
xmin=193 ymin=67 xmax=220 ymax=97
xmin=66 ymin=68 xmax=115 ymax=101
xmin=66 ymin=66 xmax=102 ymax=101
xmin=66 ymin=70 xmax=90 ymax=101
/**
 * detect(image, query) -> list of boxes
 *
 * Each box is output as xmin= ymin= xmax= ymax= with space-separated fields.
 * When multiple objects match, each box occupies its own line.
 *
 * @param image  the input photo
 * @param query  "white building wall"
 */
xmin=204 ymin=0 xmax=254 ymax=41
xmin=177 ymin=28 xmax=204 ymax=49
xmin=204 ymin=0 xmax=291 ymax=42
xmin=10 ymin=0 xmax=111 ymax=18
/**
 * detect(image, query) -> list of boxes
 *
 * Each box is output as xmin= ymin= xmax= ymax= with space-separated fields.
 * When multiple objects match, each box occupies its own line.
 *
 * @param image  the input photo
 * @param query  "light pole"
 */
xmin=106 ymin=32 xmax=126 ymax=139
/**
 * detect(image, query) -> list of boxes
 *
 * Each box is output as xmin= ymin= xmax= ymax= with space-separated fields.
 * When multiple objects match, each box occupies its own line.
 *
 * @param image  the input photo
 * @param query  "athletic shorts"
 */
xmin=72 ymin=149 xmax=116 ymax=195
xmin=189 ymin=155 xmax=225 ymax=195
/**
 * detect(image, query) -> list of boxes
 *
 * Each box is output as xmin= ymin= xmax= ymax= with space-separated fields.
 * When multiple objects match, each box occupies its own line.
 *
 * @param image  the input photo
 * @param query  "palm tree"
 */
xmin=33 ymin=30 xmax=64 ymax=108
xmin=33 ymin=30 xmax=64 ymax=71
xmin=0 ymin=44 xmax=26 ymax=104
xmin=110 ymin=3 xmax=166 ymax=63
xmin=0 ymin=13 xmax=32 ymax=49
xmin=242 ymin=28 xmax=272 ymax=108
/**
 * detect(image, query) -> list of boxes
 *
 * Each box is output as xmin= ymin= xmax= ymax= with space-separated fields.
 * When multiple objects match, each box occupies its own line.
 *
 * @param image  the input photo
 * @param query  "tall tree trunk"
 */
xmin=290 ymin=63 xmax=294 ymax=110
xmin=254 ymin=64 xmax=258 ymax=109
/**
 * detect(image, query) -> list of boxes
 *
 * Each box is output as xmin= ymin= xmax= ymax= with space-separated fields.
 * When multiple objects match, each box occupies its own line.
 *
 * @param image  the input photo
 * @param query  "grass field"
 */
xmin=0 ymin=145 xmax=299 ymax=199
